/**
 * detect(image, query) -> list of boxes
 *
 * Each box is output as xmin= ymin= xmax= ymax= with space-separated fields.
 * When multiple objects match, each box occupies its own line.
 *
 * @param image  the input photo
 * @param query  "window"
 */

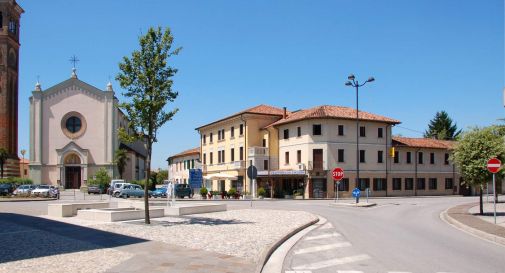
xmin=297 ymin=127 xmax=301 ymax=137
xmin=445 ymin=178 xmax=454 ymax=189
xmin=262 ymin=138 xmax=266 ymax=147
xmin=377 ymin=150 xmax=384 ymax=163
xmin=359 ymin=150 xmax=366 ymax=163
xmin=66 ymin=116 xmax=82 ymax=133
xmin=297 ymin=150 xmax=301 ymax=164
xmin=429 ymin=178 xmax=437 ymax=190
xmin=444 ymin=153 xmax=450 ymax=165
xmin=240 ymin=147 xmax=244 ymax=160
xmin=218 ymin=129 xmax=225 ymax=140
xmin=210 ymin=133 xmax=213 ymax=143
xmin=360 ymin=126 xmax=366 ymax=137
xmin=418 ymin=152 xmax=424 ymax=164
xmin=222 ymin=150 xmax=225 ymax=163
xmin=231 ymin=126 xmax=235 ymax=138
xmin=231 ymin=148 xmax=235 ymax=161
xmin=218 ymin=151 xmax=221 ymax=163
xmin=417 ymin=178 xmax=426 ymax=190
xmin=430 ymin=153 xmax=435 ymax=164
xmin=373 ymin=178 xmax=387 ymax=191
xmin=338 ymin=149 xmax=344 ymax=163
xmin=357 ymin=178 xmax=370 ymax=191
xmin=394 ymin=151 xmax=399 ymax=163
xmin=406 ymin=152 xmax=412 ymax=164
xmin=203 ymin=153 xmax=206 ymax=164
xmin=285 ymin=152 xmax=290 ymax=164
xmin=240 ymin=124 xmax=244 ymax=135
xmin=313 ymin=124 xmax=322 ymax=135
xmin=203 ymin=134 xmax=206 ymax=144
xmin=338 ymin=178 xmax=349 ymax=191
xmin=338 ymin=125 xmax=344 ymax=136
xmin=264 ymin=160 xmax=268 ymax=170
xmin=192 ymin=159 xmax=194 ymax=169
xmin=8 ymin=20 xmax=16 ymax=34
xmin=283 ymin=129 xmax=289 ymax=139
xmin=210 ymin=152 xmax=213 ymax=164
xmin=393 ymin=178 xmax=402 ymax=190
xmin=378 ymin=128 xmax=383 ymax=138
xmin=405 ymin=178 xmax=414 ymax=190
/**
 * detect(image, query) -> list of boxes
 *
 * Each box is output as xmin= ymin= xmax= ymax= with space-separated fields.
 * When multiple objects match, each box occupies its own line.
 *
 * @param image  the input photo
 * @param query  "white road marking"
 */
xmin=293 ymin=242 xmax=351 ymax=255
xmin=292 ymin=254 xmax=371 ymax=270
xmin=319 ymin=222 xmax=334 ymax=230
xmin=304 ymin=232 xmax=341 ymax=241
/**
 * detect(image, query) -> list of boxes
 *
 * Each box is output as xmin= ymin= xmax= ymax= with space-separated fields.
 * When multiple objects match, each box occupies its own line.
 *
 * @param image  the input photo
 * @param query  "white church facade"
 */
xmin=29 ymin=69 xmax=146 ymax=188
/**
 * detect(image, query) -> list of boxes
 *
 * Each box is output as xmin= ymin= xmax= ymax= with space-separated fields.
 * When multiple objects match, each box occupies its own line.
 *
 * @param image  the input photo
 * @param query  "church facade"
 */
xmin=29 ymin=70 xmax=146 ymax=188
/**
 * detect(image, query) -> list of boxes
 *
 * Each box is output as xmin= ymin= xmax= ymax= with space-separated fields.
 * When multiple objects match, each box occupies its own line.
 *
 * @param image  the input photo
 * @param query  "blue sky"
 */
xmin=17 ymin=0 xmax=504 ymax=169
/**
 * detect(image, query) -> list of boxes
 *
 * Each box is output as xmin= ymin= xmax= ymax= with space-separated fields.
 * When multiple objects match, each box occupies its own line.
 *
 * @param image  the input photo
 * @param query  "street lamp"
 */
xmin=345 ymin=74 xmax=374 ymax=191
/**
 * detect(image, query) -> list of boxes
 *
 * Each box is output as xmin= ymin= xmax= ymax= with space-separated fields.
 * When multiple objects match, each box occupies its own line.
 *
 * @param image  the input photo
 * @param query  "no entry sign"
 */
xmin=332 ymin=167 xmax=344 ymax=181
xmin=487 ymin=158 xmax=501 ymax=173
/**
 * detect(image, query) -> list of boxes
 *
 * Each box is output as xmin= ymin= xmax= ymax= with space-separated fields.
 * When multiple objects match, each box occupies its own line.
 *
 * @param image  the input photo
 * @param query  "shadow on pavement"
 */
xmin=126 ymin=217 xmax=252 ymax=227
xmin=0 ymin=213 xmax=147 ymax=264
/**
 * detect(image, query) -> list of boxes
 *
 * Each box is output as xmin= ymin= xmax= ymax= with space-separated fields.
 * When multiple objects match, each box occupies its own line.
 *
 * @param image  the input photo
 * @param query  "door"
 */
xmin=312 ymin=178 xmax=326 ymax=198
xmin=65 ymin=167 xmax=81 ymax=189
xmin=313 ymin=149 xmax=323 ymax=170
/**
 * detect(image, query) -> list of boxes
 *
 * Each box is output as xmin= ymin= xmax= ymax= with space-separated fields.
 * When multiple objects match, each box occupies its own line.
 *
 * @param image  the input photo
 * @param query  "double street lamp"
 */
xmin=345 ymin=74 xmax=374 ymax=190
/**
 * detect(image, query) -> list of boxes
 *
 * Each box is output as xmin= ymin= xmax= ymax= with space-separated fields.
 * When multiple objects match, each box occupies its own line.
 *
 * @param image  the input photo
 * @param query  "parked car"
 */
xmin=87 ymin=185 xmax=104 ymax=194
xmin=151 ymin=186 xmax=167 ymax=198
xmin=118 ymin=184 xmax=151 ymax=198
xmin=108 ymin=179 xmax=126 ymax=195
xmin=13 ymin=184 xmax=36 ymax=196
xmin=0 ymin=183 xmax=15 ymax=196
xmin=174 ymin=184 xmax=192 ymax=199
xmin=31 ymin=185 xmax=57 ymax=197
xmin=112 ymin=182 xmax=130 ymax=197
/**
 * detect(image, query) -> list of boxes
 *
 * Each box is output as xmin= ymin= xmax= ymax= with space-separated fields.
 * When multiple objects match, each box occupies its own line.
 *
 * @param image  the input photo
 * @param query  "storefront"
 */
xmin=256 ymin=170 xmax=307 ymax=198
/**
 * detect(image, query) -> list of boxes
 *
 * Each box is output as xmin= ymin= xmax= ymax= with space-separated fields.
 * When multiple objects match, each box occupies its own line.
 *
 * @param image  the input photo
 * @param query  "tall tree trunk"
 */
xmin=479 ymin=184 xmax=483 ymax=215
xmin=144 ymin=141 xmax=152 ymax=224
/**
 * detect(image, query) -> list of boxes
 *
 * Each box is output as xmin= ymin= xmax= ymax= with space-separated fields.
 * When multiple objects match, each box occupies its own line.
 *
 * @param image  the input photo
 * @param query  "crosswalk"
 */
xmin=284 ymin=220 xmax=454 ymax=273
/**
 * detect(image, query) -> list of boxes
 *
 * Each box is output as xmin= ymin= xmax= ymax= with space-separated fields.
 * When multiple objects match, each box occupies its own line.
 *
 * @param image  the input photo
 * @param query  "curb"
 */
xmin=329 ymin=202 xmax=377 ymax=208
xmin=440 ymin=208 xmax=505 ymax=247
xmin=255 ymin=215 xmax=320 ymax=273
xmin=0 ymin=198 xmax=57 ymax=202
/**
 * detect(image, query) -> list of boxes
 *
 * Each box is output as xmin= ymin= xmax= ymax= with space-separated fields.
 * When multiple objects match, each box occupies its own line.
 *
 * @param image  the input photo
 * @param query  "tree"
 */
xmin=88 ymin=168 xmax=111 ymax=190
xmin=114 ymin=149 xmax=128 ymax=179
xmin=116 ymin=26 xmax=181 ymax=224
xmin=0 ymin=148 xmax=8 ymax=178
xmin=424 ymin=111 xmax=462 ymax=140
xmin=157 ymin=169 xmax=168 ymax=183
xmin=452 ymin=126 xmax=505 ymax=215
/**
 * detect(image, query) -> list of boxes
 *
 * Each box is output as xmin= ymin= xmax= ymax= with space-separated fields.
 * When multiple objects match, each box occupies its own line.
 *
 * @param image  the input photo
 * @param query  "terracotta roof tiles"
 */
xmin=392 ymin=137 xmax=455 ymax=149
xmin=167 ymin=147 xmax=200 ymax=160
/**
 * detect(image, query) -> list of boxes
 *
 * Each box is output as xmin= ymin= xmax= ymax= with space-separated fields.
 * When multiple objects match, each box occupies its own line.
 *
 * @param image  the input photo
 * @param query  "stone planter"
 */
xmin=294 ymin=195 xmax=303 ymax=199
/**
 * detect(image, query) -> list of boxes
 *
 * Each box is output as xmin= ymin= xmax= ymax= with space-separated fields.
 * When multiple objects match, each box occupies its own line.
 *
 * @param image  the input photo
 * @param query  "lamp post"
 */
xmin=345 ymin=74 xmax=374 ymax=190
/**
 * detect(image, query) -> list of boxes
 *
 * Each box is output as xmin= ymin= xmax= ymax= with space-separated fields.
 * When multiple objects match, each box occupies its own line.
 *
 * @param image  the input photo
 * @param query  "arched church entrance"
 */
xmin=64 ymin=153 xmax=81 ymax=189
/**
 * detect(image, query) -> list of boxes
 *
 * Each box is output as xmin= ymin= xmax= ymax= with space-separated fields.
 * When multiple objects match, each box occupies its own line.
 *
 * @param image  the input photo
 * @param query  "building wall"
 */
xmin=168 ymin=153 xmax=200 ymax=184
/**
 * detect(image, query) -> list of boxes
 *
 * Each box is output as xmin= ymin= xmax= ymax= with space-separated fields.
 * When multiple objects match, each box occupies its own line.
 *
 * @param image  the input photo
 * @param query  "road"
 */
xmin=1 ymin=195 xmax=503 ymax=273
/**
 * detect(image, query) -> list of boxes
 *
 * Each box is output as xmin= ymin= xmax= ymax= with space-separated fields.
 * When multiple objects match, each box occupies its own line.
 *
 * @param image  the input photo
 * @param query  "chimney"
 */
xmin=283 ymin=107 xmax=287 ymax=119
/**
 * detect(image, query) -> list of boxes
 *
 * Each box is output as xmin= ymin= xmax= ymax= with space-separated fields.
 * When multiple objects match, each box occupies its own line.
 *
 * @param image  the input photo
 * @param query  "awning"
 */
xmin=203 ymin=173 xmax=238 ymax=180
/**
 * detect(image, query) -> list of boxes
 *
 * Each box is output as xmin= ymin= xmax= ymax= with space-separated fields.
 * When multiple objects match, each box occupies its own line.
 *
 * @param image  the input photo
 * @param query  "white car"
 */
xmin=13 ymin=184 xmax=36 ymax=195
xmin=112 ymin=183 xmax=132 ymax=197
xmin=31 ymin=185 xmax=56 ymax=197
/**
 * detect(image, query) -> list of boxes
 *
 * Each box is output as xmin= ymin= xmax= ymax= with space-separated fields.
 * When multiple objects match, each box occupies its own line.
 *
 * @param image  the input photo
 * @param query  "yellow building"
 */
xmin=196 ymin=105 xmax=287 ymax=194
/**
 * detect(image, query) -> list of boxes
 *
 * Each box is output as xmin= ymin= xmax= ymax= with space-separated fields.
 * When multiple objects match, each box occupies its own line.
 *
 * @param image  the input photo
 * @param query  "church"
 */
xmin=29 ymin=69 xmax=146 ymax=188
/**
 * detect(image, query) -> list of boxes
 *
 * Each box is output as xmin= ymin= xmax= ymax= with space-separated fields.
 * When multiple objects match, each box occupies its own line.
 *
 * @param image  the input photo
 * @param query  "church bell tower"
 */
xmin=0 ymin=0 xmax=23 ymax=177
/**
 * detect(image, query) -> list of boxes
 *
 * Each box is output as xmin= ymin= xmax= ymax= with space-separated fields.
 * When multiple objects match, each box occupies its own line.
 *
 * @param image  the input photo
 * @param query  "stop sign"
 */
xmin=487 ymin=158 xmax=501 ymax=173
xmin=332 ymin=167 xmax=344 ymax=181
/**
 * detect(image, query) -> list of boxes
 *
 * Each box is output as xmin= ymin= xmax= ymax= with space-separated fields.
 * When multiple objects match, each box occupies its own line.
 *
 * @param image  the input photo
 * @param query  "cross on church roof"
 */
xmin=69 ymin=55 xmax=79 ymax=68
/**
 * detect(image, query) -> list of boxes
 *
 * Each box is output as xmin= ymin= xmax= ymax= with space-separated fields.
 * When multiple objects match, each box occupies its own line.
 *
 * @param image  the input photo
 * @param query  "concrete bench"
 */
xmin=48 ymin=202 xmax=109 ymax=217
xmin=77 ymin=207 xmax=165 ymax=222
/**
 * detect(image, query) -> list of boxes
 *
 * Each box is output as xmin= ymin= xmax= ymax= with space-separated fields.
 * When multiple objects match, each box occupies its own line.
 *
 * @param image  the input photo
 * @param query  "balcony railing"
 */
xmin=202 ymin=161 xmax=246 ymax=172
xmin=248 ymin=146 xmax=269 ymax=157
xmin=308 ymin=160 xmax=326 ymax=171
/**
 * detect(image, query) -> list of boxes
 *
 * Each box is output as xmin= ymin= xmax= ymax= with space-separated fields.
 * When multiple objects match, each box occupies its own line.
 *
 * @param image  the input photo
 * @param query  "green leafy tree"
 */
xmin=157 ymin=169 xmax=168 ymax=184
xmin=116 ymin=26 xmax=181 ymax=224
xmin=424 ymin=111 xmax=462 ymax=140
xmin=452 ymin=126 xmax=505 ymax=214
xmin=88 ymin=168 xmax=111 ymax=189
xmin=0 ymin=148 xmax=8 ymax=178
xmin=114 ymin=149 xmax=128 ymax=179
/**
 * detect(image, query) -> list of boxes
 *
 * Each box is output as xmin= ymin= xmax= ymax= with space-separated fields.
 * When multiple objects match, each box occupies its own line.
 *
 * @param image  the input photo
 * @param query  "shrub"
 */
xmin=200 ymin=187 xmax=208 ymax=196
xmin=0 ymin=177 xmax=33 ymax=185
xmin=258 ymin=187 xmax=266 ymax=197
xmin=228 ymin=187 xmax=237 ymax=197
xmin=87 ymin=168 xmax=110 ymax=189
xmin=293 ymin=190 xmax=303 ymax=196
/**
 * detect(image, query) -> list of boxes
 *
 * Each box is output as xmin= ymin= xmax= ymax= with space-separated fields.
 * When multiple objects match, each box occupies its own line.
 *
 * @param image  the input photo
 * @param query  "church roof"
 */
xmin=31 ymin=75 xmax=113 ymax=99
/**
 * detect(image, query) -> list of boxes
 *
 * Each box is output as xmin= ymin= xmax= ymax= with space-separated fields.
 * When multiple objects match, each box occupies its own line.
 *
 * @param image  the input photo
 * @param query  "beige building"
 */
xmin=196 ymin=104 xmax=461 ymax=198
xmin=196 ymin=105 xmax=287 ymax=194
xmin=167 ymin=147 xmax=201 ymax=184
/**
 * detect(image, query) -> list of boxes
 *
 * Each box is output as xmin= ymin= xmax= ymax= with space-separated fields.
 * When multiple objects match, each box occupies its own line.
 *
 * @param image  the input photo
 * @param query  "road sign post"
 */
xmin=332 ymin=168 xmax=344 ymax=203
xmin=247 ymin=165 xmax=258 ymax=205
xmin=352 ymin=188 xmax=361 ymax=204
xmin=487 ymin=158 xmax=501 ymax=224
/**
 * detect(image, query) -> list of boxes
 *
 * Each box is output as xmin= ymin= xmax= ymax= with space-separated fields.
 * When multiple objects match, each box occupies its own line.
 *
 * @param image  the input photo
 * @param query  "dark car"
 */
xmin=88 ymin=185 xmax=104 ymax=194
xmin=0 ymin=183 xmax=15 ymax=196
xmin=174 ymin=184 xmax=192 ymax=199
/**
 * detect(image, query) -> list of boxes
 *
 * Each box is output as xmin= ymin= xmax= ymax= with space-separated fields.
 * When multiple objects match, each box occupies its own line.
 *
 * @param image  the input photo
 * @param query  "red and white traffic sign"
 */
xmin=332 ymin=167 xmax=344 ymax=181
xmin=487 ymin=158 xmax=501 ymax=173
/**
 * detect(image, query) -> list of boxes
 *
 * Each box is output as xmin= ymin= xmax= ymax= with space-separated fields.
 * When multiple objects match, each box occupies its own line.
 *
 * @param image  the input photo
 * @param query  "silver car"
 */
xmin=13 ymin=184 xmax=36 ymax=196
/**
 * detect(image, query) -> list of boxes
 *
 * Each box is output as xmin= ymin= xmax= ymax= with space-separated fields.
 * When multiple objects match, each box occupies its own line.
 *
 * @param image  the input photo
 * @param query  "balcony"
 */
xmin=308 ymin=160 xmax=326 ymax=171
xmin=248 ymin=146 xmax=269 ymax=157
xmin=202 ymin=161 xmax=246 ymax=173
